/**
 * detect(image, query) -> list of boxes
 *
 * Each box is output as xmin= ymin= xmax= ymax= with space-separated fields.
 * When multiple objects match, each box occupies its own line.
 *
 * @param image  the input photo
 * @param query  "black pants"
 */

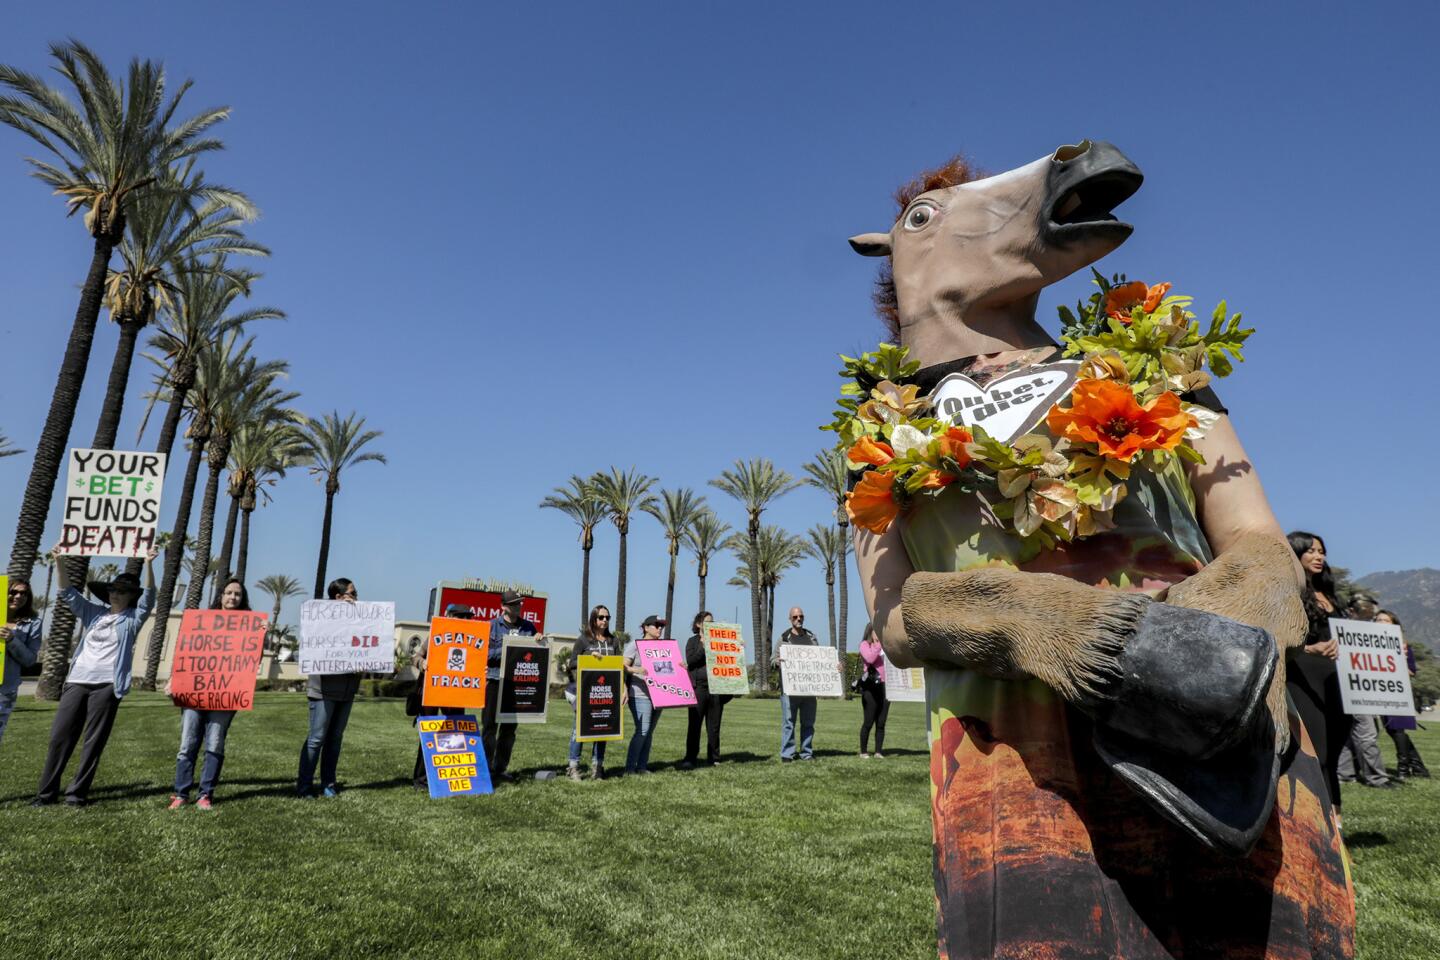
xmin=860 ymin=681 xmax=889 ymax=753
xmin=36 ymin=682 xmax=120 ymax=803
xmin=1387 ymin=727 xmax=1429 ymax=772
xmin=684 ymin=688 xmax=726 ymax=763
xmin=481 ymin=678 xmax=516 ymax=774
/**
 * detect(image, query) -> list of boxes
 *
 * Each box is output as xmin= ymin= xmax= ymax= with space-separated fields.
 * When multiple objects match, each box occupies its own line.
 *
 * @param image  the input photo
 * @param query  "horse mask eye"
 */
xmin=904 ymin=201 xmax=938 ymax=231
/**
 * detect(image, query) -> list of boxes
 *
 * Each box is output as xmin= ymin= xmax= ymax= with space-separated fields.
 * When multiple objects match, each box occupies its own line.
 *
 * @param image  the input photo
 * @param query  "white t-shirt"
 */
xmin=68 ymin=614 xmax=123 ymax=685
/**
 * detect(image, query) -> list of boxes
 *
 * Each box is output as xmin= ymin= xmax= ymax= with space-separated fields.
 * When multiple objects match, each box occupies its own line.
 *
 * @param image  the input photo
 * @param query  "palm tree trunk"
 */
xmin=236 ymin=506 xmax=252 ymax=584
xmin=184 ymin=436 xmax=229 ymax=610
xmin=697 ymin=570 xmax=707 ymax=615
xmin=615 ymin=528 xmax=628 ymax=636
xmin=747 ymin=526 xmax=765 ymax=692
xmin=215 ymin=492 xmax=241 ymax=586
xmin=126 ymin=368 xmax=193 ymax=579
xmin=826 ymin=568 xmax=837 ymax=648
xmin=313 ymin=487 xmax=336 ymax=599
xmin=35 ymin=314 xmax=145 ymax=699
xmin=41 ymin=561 xmax=55 ymax=634
xmin=764 ymin=582 xmax=776 ymax=690
xmin=663 ymin=548 xmax=677 ymax=638
xmin=142 ymin=431 xmax=207 ymax=688
xmin=8 ymin=232 xmax=117 ymax=583
xmin=837 ymin=519 xmax=850 ymax=656
xmin=580 ymin=543 xmax=591 ymax=630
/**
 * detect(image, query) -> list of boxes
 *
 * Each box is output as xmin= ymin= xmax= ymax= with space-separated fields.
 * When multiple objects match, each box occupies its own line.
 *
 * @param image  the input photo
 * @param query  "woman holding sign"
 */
xmin=680 ymin=611 xmax=726 ymax=768
xmin=1 ymin=578 xmax=44 ymax=748
xmin=166 ymin=578 xmax=251 ymax=811
xmin=297 ymin=577 xmax=362 ymax=798
xmin=622 ymin=614 xmax=665 ymax=775
xmin=566 ymin=605 xmax=618 ymax=781
xmin=33 ymin=544 xmax=158 ymax=807
xmin=1376 ymin=611 xmax=1430 ymax=780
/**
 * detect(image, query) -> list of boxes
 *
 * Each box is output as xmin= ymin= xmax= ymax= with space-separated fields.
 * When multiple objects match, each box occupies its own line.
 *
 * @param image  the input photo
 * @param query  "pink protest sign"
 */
xmin=635 ymin=639 xmax=697 ymax=708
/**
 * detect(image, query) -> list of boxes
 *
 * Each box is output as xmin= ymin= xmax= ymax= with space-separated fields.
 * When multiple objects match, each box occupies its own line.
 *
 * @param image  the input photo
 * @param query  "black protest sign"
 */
xmin=498 ymin=639 xmax=551 ymax=724
xmin=575 ymin=654 xmax=624 ymax=742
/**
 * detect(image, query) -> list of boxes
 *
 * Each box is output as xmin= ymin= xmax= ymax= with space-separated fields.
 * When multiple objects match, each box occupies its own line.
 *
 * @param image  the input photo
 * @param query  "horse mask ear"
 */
xmin=849 ymin=232 xmax=892 ymax=257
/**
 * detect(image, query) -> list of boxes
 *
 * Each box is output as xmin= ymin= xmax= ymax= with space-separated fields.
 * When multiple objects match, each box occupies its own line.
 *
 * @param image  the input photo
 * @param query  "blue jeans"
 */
xmin=297 ymin=698 xmax=353 ymax=793
xmin=175 ymin=708 xmax=236 ymax=798
xmin=566 ymin=694 xmax=607 ymax=766
xmin=779 ymin=693 xmax=816 ymax=759
xmin=0 ymin=688 xmax=17 ymax=748
xmin=625 ymin=696 xmax=660 ymax=773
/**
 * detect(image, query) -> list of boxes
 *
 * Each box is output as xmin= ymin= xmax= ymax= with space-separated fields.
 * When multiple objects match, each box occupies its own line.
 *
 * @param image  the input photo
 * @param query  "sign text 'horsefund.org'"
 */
xmin=1330 ymin=617 xmax=1416 ymax=717
xmin=57 ymin=448 xmax=166 ymax=557
xmin=299 ymin=600 xmax=396 ymax=675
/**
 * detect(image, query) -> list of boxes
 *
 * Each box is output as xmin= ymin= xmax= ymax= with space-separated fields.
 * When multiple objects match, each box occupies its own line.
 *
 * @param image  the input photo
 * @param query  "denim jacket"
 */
xmin=61 ymin=586 xmax=156 ymax=698
xmin=2 ymin=618 xmax=43 ymax=698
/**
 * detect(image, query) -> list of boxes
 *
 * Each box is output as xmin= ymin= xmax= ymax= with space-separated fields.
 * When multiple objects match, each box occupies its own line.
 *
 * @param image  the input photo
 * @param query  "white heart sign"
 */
xmin=929 ymin=361 xmax=1081 ymax=443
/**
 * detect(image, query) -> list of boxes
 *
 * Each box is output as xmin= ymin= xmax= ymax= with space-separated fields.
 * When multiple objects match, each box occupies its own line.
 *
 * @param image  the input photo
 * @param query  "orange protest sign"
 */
xmin=422 ymin=616 xmax=491 ymax=709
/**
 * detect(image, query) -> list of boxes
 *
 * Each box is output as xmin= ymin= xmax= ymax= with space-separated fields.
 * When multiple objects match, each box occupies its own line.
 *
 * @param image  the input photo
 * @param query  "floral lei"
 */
xmin=824 ymin=271 xmax=1253 ymax=545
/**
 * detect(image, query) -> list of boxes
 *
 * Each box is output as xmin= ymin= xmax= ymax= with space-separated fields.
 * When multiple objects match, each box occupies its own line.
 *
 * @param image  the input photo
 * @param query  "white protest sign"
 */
xmin=300 ymin=600 xmax=396 ymax=675
xmin=57 ymin=448 xmax=166 ymax=557
xmin=882 ymin=651 xmax=926 ymax=703
xmin=1330 ymin=617 xmax=1416 ymax=717
xmin=780 ymin=643 xmax=843 ymax=697
xmin=930 ymin=361 xmax=1079 ymax=443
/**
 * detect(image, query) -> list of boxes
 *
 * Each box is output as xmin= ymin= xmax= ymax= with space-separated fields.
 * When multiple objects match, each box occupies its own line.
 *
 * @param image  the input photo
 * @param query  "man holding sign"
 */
xmin=484 ymin=590 xmax=537 ymax=784
xmin=771 ymin=607 xmax=832 ymax=762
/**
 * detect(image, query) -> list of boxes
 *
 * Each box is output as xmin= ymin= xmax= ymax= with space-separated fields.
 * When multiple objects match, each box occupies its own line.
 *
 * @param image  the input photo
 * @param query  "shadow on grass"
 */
xmin=1344 ymin=830 xmax=1389 ymax=849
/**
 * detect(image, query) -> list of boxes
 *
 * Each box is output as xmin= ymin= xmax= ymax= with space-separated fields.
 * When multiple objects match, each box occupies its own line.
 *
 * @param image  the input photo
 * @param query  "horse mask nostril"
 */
xmin=1053 ymin=140 xmax=1093 ymax=162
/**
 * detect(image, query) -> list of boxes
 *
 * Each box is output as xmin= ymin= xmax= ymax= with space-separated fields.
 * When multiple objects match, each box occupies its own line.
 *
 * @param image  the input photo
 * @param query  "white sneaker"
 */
xmin=859 ymin=752 xmax=870 ymax=759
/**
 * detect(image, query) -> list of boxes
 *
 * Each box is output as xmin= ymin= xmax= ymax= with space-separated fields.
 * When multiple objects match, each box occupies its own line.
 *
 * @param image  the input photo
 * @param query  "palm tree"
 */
xmin=0 ymin=431 xmax=21 ymax=457
xmin=294 ymin=411 xmax=387 ymax=599
xmin=709 ymin=459 xmax=800 ymax=691
xmin=726 ymin=525 xmax=804 ymax=683
xmin=34 ymin=549 xmax=55 ymax=632
xmin=1 ymin=41 xmax=238 ymax=586
xmin=589 ymin=467 xmax=658 ymax=635
xmin=183 ymin=546 xmax=220 ymax=608
xmin=256 ymin=573 xmax=304 ymax=649
xmin=230 ymin=423 xmax=305 ymax=584
xmin=803 ymin=447 xmax=852 ymax=655
xmin=683 ymin=510 xmax=731 ymax=614
xmin=802 ymin=524 xmax=845 ymax=647
xmin=643 ymin=488 xmax=705 ymax=634
xmin=539 ymin=475 xmax=607 ymax=629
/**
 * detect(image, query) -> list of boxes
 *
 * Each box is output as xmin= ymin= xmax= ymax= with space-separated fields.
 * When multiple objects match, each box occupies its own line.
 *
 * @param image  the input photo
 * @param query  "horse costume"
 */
xmin=845 ymin=141 xmax=1354 ymax=959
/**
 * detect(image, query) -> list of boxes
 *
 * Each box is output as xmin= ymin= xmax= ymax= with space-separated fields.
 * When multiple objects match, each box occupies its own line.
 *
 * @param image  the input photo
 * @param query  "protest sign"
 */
xmin=299 ymin=600 xmax=395 ymax=675
xmin=575 ymin=654 xmax=625 ymax=742
xmin=422 ymin=616 xmax=491 ymax=709
xmin=168 ymin=610 xmax=268 ymax=711
xmin=498 ymin=639 xmax=551 ymax=724
xmin=1331 ymin=617 xmax=1417 ymax=717
xmin=882 ymin=651 xmax=926 ymax=703
xmin=428 ymin=581 xmax=547 ymax=631
xmin=780 ymin=643 xmax=843 ymax=697
xmin=57 ymin=448 xmax=166 ymax=557
xmin=701 ymin=621 xmax=749 ymax=696
xmin=417 ymin=714 xmax=492 ymax=797
xmin=635 ymin=639 xmax=696 ymax=707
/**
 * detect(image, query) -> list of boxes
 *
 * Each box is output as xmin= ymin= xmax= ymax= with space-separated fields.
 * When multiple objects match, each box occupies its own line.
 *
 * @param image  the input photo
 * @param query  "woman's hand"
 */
xmin=1305 ymin=639 xmax=1339 ymax=660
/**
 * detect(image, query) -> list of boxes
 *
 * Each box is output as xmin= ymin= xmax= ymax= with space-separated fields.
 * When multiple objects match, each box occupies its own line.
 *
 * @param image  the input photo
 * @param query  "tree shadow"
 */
xmin=1344 ymin=831 xmax=1388 ymax=849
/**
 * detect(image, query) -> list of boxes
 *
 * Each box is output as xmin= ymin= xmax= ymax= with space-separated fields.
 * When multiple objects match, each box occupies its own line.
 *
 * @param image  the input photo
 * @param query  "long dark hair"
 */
xmin=6 ymin=576 xmax=36 ymax=620
xmin=1376 ymin=609 xmax=1402 ymax=627
xmin=326 ymin=577 xmax=356 ymax=600
xmin=691 ymin=610 xmax=713 ymax=636
xmin=208 ymin=577 xmax=252 ymax=612
xmin=1287 ymin=531 xmax=1337 ymax=600
xmin=585 ymin=605 xmax=613 ymax=640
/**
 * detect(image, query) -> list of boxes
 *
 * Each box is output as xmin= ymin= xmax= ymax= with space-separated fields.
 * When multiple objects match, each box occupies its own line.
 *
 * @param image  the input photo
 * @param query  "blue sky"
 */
xmin=2 ymin=3 xmax=1437 ymax=647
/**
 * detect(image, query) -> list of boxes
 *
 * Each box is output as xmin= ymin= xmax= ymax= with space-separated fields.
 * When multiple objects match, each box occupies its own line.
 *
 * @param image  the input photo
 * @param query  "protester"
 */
xmin=566 ymin=604 xmax=617 ymax=781
xmin=1283 ymin=531 xmax=1353 ymax=822
xmin=1376 ymin=610 xmax=1431 ymax=780
xmin=680 ymin=610 xmax=725 ymax=768
xmin=622 ymin=614 xmax=664 ymax=775
xmin=296 ymin=577 xmax=362 ymax=798
xmin=1336 ymin=599 xmax=1396 ymax=789
xmin=166 ymin=577 xmax=252 ymax=810
xmin=857 ymin=624 xmax=888 ymax=758
xmin=773 ymin=606 xmax=818 ymax=762
xmin=1 ymin=577 xmax=44 ymax=748
xmin=33 ymin=546 xmax=158 ymax=807
xmin=410 ymin=605 xmax=469 ymax=789
xmin=485 ymin=589 xmax=537 ymax=783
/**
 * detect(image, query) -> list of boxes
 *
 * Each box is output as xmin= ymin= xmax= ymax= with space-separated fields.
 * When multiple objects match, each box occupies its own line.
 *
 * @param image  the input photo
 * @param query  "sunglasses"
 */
xmin=596 ymin=615 xmax=610 ymax=620
xmin=790 ymin=615 xmax=804 ymax=621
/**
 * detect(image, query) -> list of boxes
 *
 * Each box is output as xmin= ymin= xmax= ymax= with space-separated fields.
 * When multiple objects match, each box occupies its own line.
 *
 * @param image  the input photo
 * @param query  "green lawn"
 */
xmin=0 ymin=693 xmax=1435 ymax=959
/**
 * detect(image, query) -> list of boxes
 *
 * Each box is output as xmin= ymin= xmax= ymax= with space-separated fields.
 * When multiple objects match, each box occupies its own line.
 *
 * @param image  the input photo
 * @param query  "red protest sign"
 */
xmin=169 ymin=609 xmax=268 ymax=711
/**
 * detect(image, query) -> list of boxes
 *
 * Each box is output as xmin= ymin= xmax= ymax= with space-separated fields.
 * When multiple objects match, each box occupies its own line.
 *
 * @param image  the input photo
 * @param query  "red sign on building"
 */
xmin=428 ymin=581 xmax=547 ymax=633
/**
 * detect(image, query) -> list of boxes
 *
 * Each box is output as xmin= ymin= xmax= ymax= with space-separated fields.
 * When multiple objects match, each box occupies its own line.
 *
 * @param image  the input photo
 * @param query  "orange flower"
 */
xmin=1046 ymin=379 xmax=1192 ymax=462
xmin=915 ymin=470 xmax=955 ymax=491
xmin=846 ymin=470 xmax=900 ymax=534
xmin=847 ymin=436 xmax=894 ymax=468
xmin=1105 ymin=280 xmax=1172 ymax=324
xmin=932 ymin=426 xmax=973 ymax=468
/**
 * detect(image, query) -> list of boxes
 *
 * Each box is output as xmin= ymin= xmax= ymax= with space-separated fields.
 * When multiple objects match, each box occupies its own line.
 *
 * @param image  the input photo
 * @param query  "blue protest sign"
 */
xmin=417 ymin=714 xmax=492 ymax=798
